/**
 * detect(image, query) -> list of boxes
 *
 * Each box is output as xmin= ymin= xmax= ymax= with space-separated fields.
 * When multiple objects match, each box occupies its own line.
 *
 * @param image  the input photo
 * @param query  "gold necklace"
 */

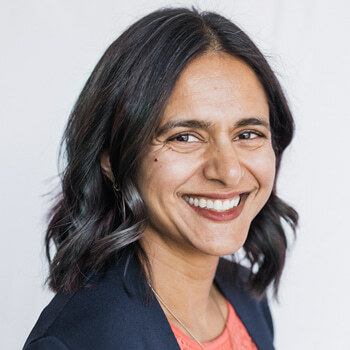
xmin=148 ymin=283 xmax=234 ymax=350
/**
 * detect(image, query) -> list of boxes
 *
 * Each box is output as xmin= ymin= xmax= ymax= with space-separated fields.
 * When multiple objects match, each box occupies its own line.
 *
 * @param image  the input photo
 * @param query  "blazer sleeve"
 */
xmin=23 ymin=336 xmax=70 ymax=350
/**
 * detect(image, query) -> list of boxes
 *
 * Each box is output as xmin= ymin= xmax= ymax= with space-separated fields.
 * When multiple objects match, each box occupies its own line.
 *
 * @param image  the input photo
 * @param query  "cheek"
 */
xmin=260 ymin=153 xmax=276 ymax=188
xmin=137 ymin=146 xmax=202 ymax=198
xmin=245 ymin=147 xmax=276 ymax=190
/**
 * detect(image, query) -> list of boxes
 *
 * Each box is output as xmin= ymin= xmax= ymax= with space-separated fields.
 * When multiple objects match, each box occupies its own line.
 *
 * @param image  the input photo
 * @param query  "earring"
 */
xmin=113 ymin=183 xmax=120 ymax=192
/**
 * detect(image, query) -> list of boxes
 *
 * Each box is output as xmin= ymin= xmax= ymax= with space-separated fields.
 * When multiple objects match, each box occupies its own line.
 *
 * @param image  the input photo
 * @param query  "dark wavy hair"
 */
xmin=45 ymin=6 xmax=298 ymax=298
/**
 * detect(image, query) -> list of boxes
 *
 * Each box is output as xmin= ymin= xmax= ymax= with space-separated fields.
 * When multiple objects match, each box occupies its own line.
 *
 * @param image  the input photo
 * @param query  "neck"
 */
xmin=140 ymin=228 xmax=228 ymax=342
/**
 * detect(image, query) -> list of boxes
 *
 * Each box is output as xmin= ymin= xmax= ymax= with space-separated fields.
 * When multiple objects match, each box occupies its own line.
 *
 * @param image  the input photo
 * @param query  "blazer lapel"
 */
xmin=123 ymin=253 xmax=181 ymax=349
xmin=214 ymin=258 xmax=275 ymax=350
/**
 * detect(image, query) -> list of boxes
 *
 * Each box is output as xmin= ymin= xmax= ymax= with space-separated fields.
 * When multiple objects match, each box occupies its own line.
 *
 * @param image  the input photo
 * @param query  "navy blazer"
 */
xmin=23 ymin=256 xmax=275 ymax=349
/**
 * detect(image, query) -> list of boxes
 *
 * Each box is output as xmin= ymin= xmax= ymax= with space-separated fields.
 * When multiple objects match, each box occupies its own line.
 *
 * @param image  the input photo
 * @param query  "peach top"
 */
xmin=170 ymin=301 xmax=257 ymax=350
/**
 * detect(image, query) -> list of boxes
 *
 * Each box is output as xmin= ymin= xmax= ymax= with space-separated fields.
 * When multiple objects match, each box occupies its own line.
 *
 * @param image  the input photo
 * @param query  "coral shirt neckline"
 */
xmin=170 ymin=300 xmax=258 ymax=350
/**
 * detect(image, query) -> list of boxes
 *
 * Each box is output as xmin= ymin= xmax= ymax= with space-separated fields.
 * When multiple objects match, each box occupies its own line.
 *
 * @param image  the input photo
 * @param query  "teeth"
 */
xmin=184 ymin=195 xmax=241 ymax=212
xmin=231 ymin=197 xmax=240 ymax=207
xmin=214 ymin=200 xmax=222 ymax=211
xmin=199 ymin=199 xmax=206 ymax=208
xmin=223 ymin=200 xmax=230 ymax=210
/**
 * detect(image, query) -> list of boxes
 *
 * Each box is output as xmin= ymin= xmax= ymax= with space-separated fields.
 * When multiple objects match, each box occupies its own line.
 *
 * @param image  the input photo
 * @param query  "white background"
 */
xmin=1 ymin=0 xmax=349 ymax=349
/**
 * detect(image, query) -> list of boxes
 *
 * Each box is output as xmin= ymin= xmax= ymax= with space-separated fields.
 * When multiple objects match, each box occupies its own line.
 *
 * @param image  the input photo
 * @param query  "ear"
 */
xmin=100 ymin=150 xmax=114 ymax=181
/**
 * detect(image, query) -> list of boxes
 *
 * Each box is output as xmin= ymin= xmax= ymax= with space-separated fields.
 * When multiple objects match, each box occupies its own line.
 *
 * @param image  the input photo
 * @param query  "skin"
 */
xmin=102 ymin=52 xmax=276 ymax=342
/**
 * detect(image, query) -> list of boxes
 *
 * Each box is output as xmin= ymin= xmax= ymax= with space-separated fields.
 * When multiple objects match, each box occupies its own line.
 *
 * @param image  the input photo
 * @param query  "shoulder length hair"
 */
xmin=46 ymin=6 xmax=298 ymax=297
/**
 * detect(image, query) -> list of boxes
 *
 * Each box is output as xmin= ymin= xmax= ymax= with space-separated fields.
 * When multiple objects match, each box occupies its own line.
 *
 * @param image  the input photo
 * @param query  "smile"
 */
xmin=182 ymin=192 xmax=248 ymax=222
xmin=184 ymin=195 xmax=241 ymax=212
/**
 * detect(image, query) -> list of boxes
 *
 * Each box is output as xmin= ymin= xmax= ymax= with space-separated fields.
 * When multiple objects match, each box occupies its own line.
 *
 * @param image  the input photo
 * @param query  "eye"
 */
xmin=234 ymin=131 xmax=263 ymax=140
xmin=168 ymin=133 xmax=200 ymax=142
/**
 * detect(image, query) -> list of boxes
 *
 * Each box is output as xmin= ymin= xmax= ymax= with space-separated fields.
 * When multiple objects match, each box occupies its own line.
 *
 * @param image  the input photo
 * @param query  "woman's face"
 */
xmin=137 ymin=53 xmax=276 ymax=257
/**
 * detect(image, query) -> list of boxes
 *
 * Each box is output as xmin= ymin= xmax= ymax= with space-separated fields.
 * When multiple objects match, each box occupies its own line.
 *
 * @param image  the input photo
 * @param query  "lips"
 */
xmin=184 ymin=195 xmax=241 ymax=212
xmin=183 ymin=192 xmax=248 ymax=222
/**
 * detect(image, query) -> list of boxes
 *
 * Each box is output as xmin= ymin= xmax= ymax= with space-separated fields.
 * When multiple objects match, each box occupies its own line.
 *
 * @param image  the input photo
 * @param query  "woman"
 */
xmin=24 ymin=7 xmax=297 ymax=350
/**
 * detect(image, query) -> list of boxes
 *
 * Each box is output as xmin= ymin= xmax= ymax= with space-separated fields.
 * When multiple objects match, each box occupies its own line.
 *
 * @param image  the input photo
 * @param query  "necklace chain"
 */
xmin=148 ymin=283 xmax=234 ymax=350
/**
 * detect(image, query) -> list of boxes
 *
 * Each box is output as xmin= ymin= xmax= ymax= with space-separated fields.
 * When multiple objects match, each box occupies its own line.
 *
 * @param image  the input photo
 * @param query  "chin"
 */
xmin=192 ymin=231 xmax=249 ymax=257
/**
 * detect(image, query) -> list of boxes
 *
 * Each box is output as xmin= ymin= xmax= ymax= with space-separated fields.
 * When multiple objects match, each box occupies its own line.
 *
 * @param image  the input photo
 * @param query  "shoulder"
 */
xmin=23 ymin=256 xmax=179 ymax=350
xmin=23 ymin=336 xmax=70 ymax=350
xmin=23 ymin=264 xmax=125 ymax=349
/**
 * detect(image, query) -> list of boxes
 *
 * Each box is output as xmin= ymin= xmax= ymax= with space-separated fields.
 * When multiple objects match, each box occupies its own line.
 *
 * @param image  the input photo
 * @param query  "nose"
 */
xmin=202 ymin=141 xmax=244 ymax=187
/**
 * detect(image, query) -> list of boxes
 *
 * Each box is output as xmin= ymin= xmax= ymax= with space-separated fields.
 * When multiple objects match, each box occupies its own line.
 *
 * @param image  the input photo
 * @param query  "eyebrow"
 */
xmin=156 ymin=120 xmax=213 ymax=135
xmin=156 ymin=116 xmax=270 ymax=135
xmin=235 ymin=117 xmax=270 ymax=129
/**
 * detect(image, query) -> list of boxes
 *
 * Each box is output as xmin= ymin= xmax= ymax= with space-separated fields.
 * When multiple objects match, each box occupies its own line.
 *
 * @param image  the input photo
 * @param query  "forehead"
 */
xmin=160 ymin=53 xmax=269 ymax=126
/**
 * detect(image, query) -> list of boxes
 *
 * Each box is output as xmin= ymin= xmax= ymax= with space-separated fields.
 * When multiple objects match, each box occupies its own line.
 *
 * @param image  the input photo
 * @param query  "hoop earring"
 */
xmin=113 ymin=183 xmax=120 ymax=192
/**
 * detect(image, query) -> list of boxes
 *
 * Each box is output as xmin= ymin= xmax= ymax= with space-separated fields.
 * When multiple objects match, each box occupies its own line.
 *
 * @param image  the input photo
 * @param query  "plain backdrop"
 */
xmin=1 ymin=0 xmax=349 ymax=349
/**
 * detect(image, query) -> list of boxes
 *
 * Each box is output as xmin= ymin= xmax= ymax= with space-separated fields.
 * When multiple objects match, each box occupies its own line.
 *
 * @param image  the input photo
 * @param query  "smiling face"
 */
xmin=137 ymin=53 xmax=276 ymax=258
